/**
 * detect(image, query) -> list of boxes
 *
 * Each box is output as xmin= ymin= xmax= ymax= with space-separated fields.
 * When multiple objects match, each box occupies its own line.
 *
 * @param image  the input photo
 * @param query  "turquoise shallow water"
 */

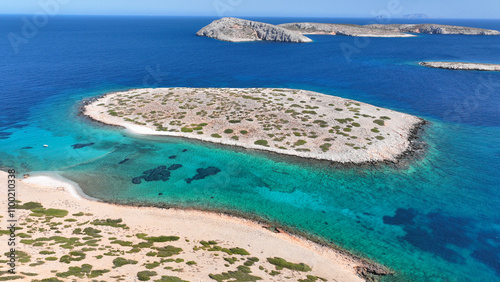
xmin=1 ymin=16 xmax=500 ymax=281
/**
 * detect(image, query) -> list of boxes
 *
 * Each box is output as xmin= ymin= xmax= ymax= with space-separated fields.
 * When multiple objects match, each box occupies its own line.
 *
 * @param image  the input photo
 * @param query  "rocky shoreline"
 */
xmin=419 ymin=61 xmax=500 ymax=71
xmin=196 ymin=17 xmax=500 ymax=42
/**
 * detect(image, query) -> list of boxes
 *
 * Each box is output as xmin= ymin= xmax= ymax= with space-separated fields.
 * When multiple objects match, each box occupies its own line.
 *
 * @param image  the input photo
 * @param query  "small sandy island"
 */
xmin=0 ymin=171 xmax=389 ymax=281
xmin=420 ymin=62 xmax=500 ymax=71
xmin=83 ymin=88 xmax=424 ymax=164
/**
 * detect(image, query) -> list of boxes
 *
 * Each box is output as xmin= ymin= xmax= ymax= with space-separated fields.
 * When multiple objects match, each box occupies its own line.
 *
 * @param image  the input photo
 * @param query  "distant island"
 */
xmin=196 ymin=17 xmax=500 ymax=42
xmin=420 ymin=62 xmax=500 ymax=71
xmin=402 ymin=14 xmax=433 ymax=19
xmin=84 ymin=88 xmax=425 ymax=164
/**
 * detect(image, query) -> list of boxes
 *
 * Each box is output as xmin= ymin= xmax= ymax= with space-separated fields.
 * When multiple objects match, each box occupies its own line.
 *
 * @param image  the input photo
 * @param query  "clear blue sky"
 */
xmin=1 ymin=0 xmax=499 ymax=19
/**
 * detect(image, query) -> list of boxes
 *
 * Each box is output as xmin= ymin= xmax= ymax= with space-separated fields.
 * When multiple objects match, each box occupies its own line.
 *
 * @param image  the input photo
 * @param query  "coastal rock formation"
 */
xmin=196 ymin=17 xmax=312 ymax=43
xmin=83 ymin=88 xmax=425 ymax=164
xmin=278 ymin=22 xmax=414 ymax=37
xmin=366 ymin=24 xmax=500 ymax=35
xmin=420 ymin=62 xmax=500 ymax=71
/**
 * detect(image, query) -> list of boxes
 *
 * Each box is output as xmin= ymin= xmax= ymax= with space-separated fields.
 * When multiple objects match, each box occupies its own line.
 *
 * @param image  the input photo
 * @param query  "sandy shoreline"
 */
xmin=83 ymin=88 xmax=425 ymax=164
xmin=0 ymin=171 xmax=389 ymax=281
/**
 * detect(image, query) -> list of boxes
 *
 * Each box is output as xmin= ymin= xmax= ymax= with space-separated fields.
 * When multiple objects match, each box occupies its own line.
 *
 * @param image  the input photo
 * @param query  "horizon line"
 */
xmin=0 ymin=13 xmax=498 ymax=20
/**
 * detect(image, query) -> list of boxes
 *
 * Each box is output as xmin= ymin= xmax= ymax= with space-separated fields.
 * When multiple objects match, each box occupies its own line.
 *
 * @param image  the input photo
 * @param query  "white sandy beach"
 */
xmin=0 ymin=171 xmax=367 ymax=281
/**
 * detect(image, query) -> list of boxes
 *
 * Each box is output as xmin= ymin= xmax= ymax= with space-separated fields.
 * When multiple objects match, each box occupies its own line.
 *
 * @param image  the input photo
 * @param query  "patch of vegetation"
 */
xmin=267 ymin=257 xmax=311 ymax=272
xmin=223 ymin=247 xmax=250 ymax=256
xmin=209 ymin=265 xmax=262 ymax=282
xmin=155 ymin=276 xmax=189 ymax=282
xmin=211 ymin=134 xmax=222 ymax=138
xmin=224 ymin=257 xmax=238 ymax=265
xmin=254 ymin=140 xmax=269 ymax=147
xmin=294 ymin=140 xmax=307 ymax=146
xmin=144 ymin=236 xmax=180 ymax=243
xmin=59 ymin=251 xmax=86 ymax=264
xmin=113 ymin=257 xmax=138 ymax=267
xmin=91 ymin=218 xmax=128 ymax=229
xmin=154 ymin=245 xmax=183 ymax=257
xmin=3 ymin=251 xmax=30 ymax=263
xmin=373 ymin=119 xmax=385 ymax=126
xmin=30 ymin=208 xmax=68 ymax=218
xmin=302 ymin=110 xmax=317 ymax=115
xmin=240 ymin=130 xmax=248 ymax=135
xmin=35 ymin=278 xmax=64 ymax=282
xmin=0 ymin=276 xmax=25 ymax=281
xmin=224 ymin=129 xmax=234 ymax=134
xmin=111 ymin=240 xmax=133 ymax=247
xmin=16 ymin=202 xmax=43 ymax=210
xmin=320 ymin=143 xmax=332 ymax=152
xmin=145 ymin=262 xmax=161 ymax=269
xmin=54 ymin=264 xmax=108 ymax=279
xmin=270 ymin=270 xmax=281 ymax=276
xmin=82 ymin=227 xmax=102 ymax=238
xmin=137 ymin=271 xmax=157 ymax=281
xmin=45 ymin=257 xmax=58 ymax=261
xmin=39 ymin=251 xmax=55 ymax=255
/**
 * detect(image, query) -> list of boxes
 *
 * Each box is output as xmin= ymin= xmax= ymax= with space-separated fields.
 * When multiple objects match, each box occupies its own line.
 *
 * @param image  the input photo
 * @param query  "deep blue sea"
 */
xmin=1 ymin=15 xmax=499 ymax=281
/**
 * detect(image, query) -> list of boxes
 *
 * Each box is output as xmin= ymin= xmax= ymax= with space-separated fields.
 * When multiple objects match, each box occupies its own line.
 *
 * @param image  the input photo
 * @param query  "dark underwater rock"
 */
xmin=168 ymin=164 xmax=183 ymax=171
xmin=132 ymin=166 xmax=171 ymax=184
xmin=132 ymin=177 xmax=142 ymax=184
xmin=71 ymin=142 xmax=95 ymax=149
xmin=185 ymin=167 xmax=221 ymax=184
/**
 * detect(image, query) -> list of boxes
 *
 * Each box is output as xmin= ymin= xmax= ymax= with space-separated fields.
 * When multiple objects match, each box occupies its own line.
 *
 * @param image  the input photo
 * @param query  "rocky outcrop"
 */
xmin=196 ymin=17 xmax=312 ymax=43
xmin=420 ymin=62 xmax=500 ymax=71
xmin=278 ymin=22 xmax=414 ymax=37
xmin=366 ymin=24 xmax=500 ymax=35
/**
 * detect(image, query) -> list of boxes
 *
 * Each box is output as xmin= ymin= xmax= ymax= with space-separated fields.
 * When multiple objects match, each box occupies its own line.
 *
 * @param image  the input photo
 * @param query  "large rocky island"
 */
xmin=420 ymin=61 xmax=500 ymax=71
xmin=197 ymin=18 xmax=500 ymax=42
xmin=196 ymin=17 xmax=312 ymax=43
xmin=84 ymin=88 xmax=425 ymax=164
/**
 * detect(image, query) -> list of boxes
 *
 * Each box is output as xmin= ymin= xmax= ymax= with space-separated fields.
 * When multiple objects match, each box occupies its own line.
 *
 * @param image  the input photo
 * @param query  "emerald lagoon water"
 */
xmin=1 ymin=16 xmax=499 ymax=281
